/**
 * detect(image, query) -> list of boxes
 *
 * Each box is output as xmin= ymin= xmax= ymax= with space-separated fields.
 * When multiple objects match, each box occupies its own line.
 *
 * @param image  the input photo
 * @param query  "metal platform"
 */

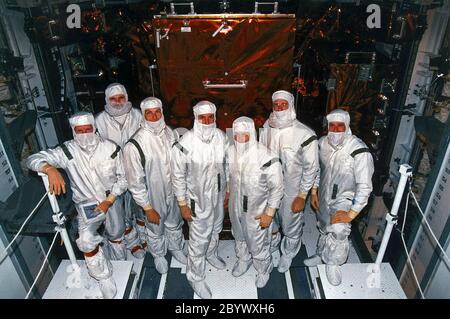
xmin=158 ymin=240 xmax=292 ymax=299
xmin=313 ymin=263 xmax=407 ymax=299
xmin=169 ymin=240 xmax=259 ymax=299
xmin=42 ymin=259 xmax=133 ymax=299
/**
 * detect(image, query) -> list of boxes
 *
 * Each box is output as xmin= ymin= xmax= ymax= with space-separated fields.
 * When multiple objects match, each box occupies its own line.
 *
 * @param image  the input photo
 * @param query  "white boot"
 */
xmin=326 ymin=264 xmax=342 ymax=286
xmin=84 ymin=247 xmax=116 ymax=298
xmin=255 ymin=272 xmax=270 ymax=288
xmin=277 ymin=255 xmax=292 ymax=273
xmin=154 ymin=256 xmax=169 ymax=274
xmin=232 ymin=259 xmax=252 ymax=277
xmin=190 ymin=280 xmax=212 ymax=299
xmin=207 ymin=255 xmax=226 ymax=270
xmin=303 ymin=254 xmax=323 ymax=267
xmin=99 ymin=276 xmax=117 ymax=299
xmin=171 ymin=249 xmax=187 ymax=265
xmin=256 ymin=263 xmax=273 ymax=288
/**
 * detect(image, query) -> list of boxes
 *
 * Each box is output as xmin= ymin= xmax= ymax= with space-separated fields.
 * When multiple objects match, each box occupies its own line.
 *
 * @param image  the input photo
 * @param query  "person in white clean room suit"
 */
xmin=171 ymin=101 xmax=228 ymax=299
xmin=227 ymin=116 xmax=284 ymax=288
xmin=122 ymin=97 xmax=187 ymax=274
xmin=26 ymin=112 xmax=128 ymax=298
xmin=95 ymin=83 xmax=146 ymax=259
xmin=304 ymin=109 xmax=374 ymax=286
xmin=260 ymin=90 xmax=319 ymax=273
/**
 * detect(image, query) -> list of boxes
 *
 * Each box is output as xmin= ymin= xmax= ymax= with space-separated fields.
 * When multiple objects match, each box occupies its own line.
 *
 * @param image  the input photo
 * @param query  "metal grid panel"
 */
xmin=171 ymin=240 xmax=260 ymax=299
xmin=316 ymin=263 xmax=406 ymax=299
xmin=203 ymin=240 xmax=258 ymax=299
xmin=43 ymin=260 xmax=133 ymax=299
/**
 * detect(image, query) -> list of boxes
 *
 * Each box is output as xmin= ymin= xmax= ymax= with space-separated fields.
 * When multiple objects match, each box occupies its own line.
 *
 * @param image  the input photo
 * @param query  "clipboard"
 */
xmin=80 ymin=201 xmax=101 ymax=221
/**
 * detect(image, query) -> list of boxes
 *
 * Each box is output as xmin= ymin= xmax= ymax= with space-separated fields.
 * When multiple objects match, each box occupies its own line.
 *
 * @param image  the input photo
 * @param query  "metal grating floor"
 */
xmin=315 ymin=263 xmax=407 ymax=299
xmin=167 ymin=240 xmax=283 ymax=299
xmin=43 ymin=259 xmax=133 ymax=299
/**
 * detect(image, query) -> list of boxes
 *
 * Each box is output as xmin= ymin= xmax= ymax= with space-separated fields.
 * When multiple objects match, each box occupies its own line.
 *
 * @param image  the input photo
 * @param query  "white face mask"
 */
xmin=200 ymin=122 xmax=215 ymax=136
xmin=327 ymin=132 xmax=345 ymax=147
xmin=110 ymin=101 xmax=124 ymax=109
xmin=269 ymin=107 xmax=294 ymax=129
xmin=105 ymin=101 xmax=132 ymax=117
xmin=194 ymin=121 xmax=216 ymax=142
xmin=275 ymin=109 xmax=290 ymax=121
xmin=144 ymin=115 xmax=166 ymax=134
xmin=234 ymin=138 xmax=250 ymax=156
xmin=74 ymin=132 xmax=98 ymax=152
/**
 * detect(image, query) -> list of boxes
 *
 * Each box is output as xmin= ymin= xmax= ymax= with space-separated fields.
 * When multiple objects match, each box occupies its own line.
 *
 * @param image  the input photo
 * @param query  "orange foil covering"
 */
xmin=153 ymin=14 xmax=296 ymax=130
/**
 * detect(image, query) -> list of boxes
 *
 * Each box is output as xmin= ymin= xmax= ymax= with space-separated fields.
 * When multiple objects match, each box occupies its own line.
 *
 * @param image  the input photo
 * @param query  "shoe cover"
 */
xmin=326 ymin=264 xmax=342 ymax=286
xmin=154 ymin=256 xmax=169 ymax=274
xmin=232 ymin=259 xmax=252 ymax=277
xmin=85 ymin=247 xmax=112 ymax=280
xmin=171 ymin=249 xmax=187 ymax=265
xmin=256 ymin=263 xmax=273 ymax=288
xmin=99 ymin=276 xmax=117 ymax=299
xmin=277 ymin=254 xmax=292 ymax=273
xmin=207 ymin=255 xmax=226 ymax=270
xmin=190 ymin=280 xmax=212 ymax=299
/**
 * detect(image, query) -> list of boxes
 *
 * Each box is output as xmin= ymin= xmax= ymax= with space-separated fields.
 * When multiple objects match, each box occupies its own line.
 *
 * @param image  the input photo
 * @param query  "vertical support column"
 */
xmin=38 ymin=173 xmax=78 ymax=270
xmin=374 ymin=164 xmax=413 ymax=269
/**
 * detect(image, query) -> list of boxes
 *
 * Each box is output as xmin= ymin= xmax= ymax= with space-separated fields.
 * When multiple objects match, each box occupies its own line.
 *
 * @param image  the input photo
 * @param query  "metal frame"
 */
xmin=400 ymin=118 xmax=450 ymax=298
xmin=383 ymin=0 xmax=450 ymax=298
xmin=344 ymin=51 xmax=376 ymax=64
xmin=154 ymin=13 xmax=295 ymax=19
xmin=386 ymin=1 xmax=449 ymax=185
xmin=0 ymin=7 xmax=59 ymax=148
xmin=202 ymin=80 xmax=247 ymax=89
xmin=169 ymin=2 xmax=196 ymax=15
xmin=254 ymin=2 xmax=279 ymax=14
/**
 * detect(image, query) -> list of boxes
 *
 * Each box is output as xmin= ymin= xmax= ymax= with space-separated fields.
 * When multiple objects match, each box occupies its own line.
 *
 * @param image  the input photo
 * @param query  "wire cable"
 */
xmin=400 ymin=180 xmax=425 ymax=299
xmin=409 ymin=189 xmax=450 ymax=267
xmin=0 ymin=191 xmax=49 ymax=264
xmin=25 ymin=231 xmax=59 ymax=299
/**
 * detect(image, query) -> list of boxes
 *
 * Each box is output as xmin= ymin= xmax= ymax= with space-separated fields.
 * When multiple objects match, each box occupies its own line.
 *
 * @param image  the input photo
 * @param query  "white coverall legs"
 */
xmin=231 ymin=211 xmax=273 ymax=279
xmin=277 ymin=194 xmax=305 ymax=260
xmin=186 ymin=196 xmax=224 ymax=283
xmin=144 ymin=196 xmax=185 ymax=260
